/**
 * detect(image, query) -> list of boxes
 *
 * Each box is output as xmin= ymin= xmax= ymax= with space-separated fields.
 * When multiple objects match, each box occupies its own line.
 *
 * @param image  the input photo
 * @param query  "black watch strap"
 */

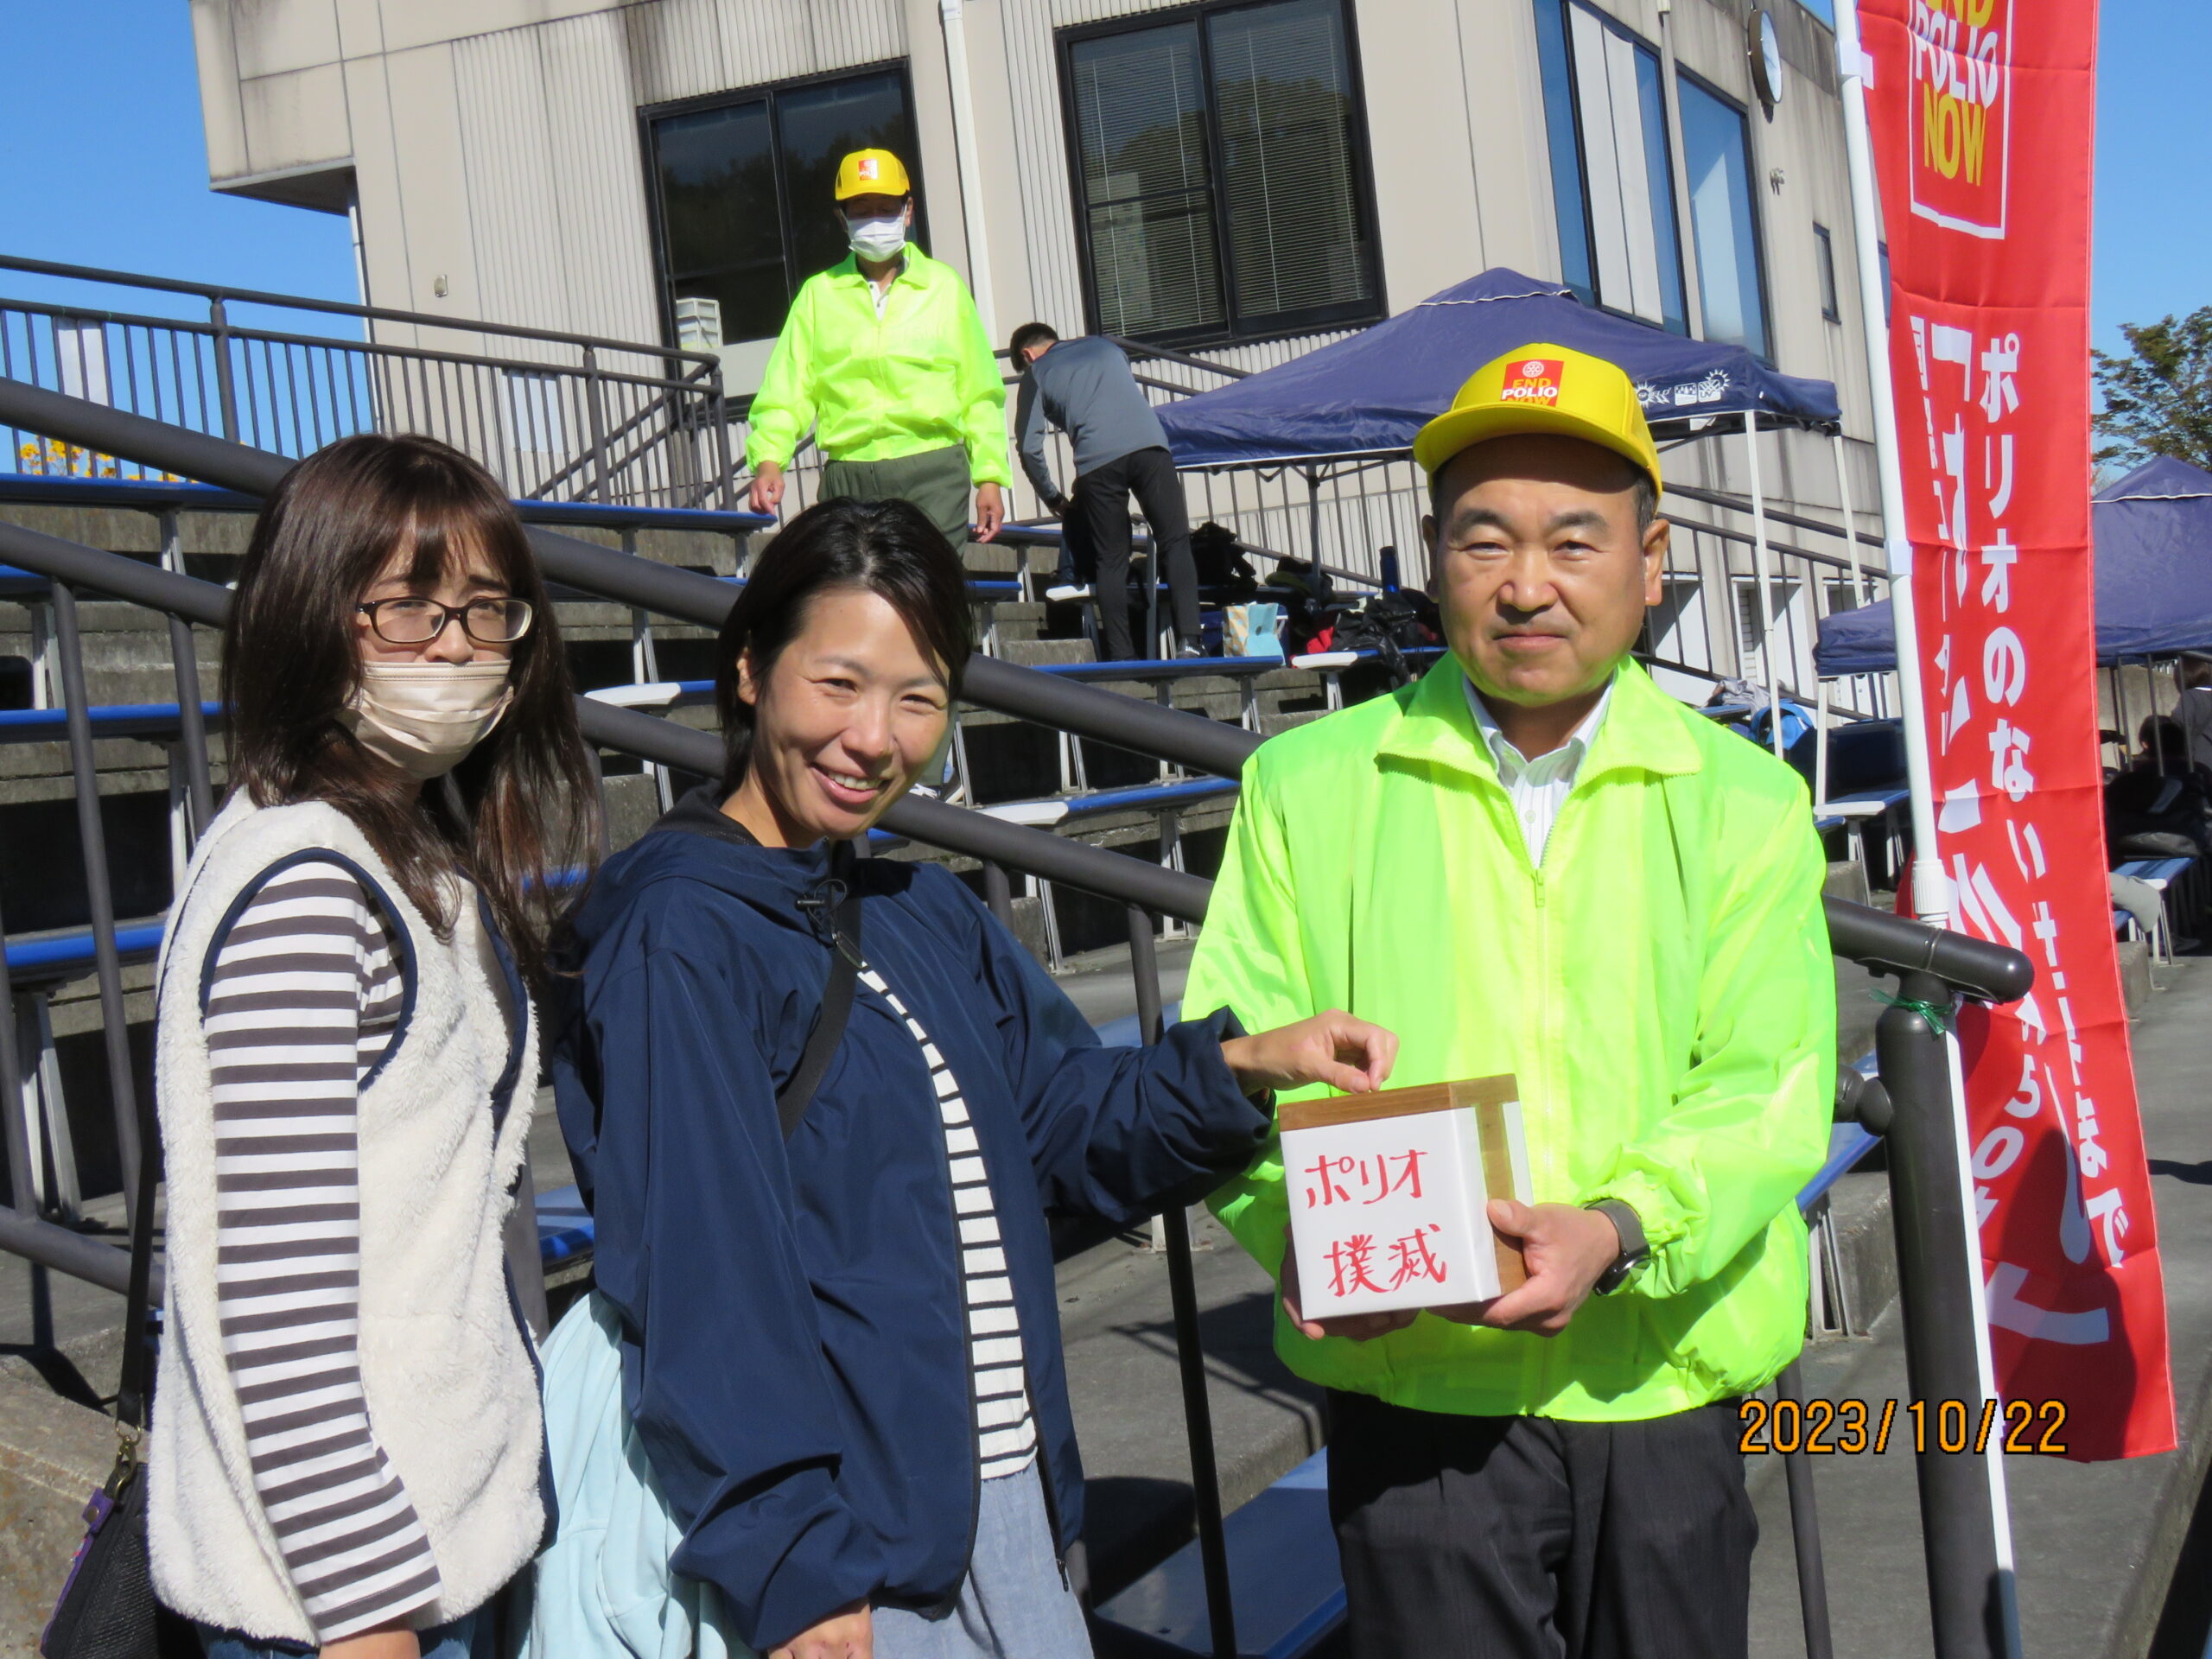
xmin=1587 ymin=1198 xmax=1649 ymax=1294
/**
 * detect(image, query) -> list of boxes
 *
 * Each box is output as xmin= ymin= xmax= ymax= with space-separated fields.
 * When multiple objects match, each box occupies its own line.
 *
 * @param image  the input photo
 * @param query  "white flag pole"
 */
xmin=1833 ymin=3 xmax=2020 ymax=1648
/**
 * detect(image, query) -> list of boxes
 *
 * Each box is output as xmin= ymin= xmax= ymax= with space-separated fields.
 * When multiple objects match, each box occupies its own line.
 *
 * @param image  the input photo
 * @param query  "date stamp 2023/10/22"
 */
xmin=1738 ymin=1397 xmax=2069 ymax=1456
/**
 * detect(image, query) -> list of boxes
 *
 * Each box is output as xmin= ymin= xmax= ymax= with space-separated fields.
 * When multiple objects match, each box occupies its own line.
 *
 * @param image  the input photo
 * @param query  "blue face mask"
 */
xmin=846 ymin=214 xmax=907 ymax=261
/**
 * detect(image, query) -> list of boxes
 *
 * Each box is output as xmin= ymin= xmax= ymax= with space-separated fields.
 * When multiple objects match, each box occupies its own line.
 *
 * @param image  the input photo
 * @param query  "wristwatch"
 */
xmin=1586 ymin=1198 xmax=1649 ymax=1294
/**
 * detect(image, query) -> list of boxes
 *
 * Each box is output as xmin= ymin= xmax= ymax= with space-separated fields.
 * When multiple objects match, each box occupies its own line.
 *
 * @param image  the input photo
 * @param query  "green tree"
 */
xmin=2093 ymin=308 xmax=2212 ymax=472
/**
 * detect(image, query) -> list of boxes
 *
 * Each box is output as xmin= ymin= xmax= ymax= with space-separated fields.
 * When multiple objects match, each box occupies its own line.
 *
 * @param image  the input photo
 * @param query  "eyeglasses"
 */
xmin=356 ymin=596 xmax=535 ymax=645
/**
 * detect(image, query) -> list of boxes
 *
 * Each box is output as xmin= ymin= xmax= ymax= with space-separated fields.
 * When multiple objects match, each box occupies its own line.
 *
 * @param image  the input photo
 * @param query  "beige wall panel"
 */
xmin=1458 ymin=0 xmax=1557 ymax=283
xmin=192 ymin=2 xmax=254 ymax=183
xmin=451 ymin=13 xmax=662 ymax=348
xmin=1353 ymin=0 xmax=1484 ymax=313
xmin=905 ymin=0 xmax=972 ymax=293
xmin=999 ymin=0 xmax=1086 ymax=338
xmin=341 ymin=54 xmax=419 ymax=321
xmin=957 ymin=0 xmax=1031 ymax=340
xmin=334 ymin=0 xmax=388 ymax=61
xmin=377 ymin=45 xmax=482 ymax=320
xmin=372 ymin=0 xmax=616 ymax=58
xmin=1671 ymin=0 xmax=1756 ymax=105
xmin=623 ymin=0 xmax=740 ymax=107
xmin=241 ymin=62 xmax=354 ymax=176
xmin=537 ymin=13 xmax=663 ymax=342
xmin=229 ymin=0 xmax=342 ymax=79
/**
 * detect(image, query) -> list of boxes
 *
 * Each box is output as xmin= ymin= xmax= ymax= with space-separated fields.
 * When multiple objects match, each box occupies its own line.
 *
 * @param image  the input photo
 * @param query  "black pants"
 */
xmin=1067 ymin=446 xmax=1198 ymax=660
xmin=1326 ymin=1390 xmax=1756 ymax=1659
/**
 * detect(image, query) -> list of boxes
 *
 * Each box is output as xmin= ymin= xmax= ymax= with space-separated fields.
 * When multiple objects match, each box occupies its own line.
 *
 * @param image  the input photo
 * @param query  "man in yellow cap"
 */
xmin=745 ymin=149 xmax=1009 ymax=548
xmin=1182 ymin=344 xmax=1833 ymax=1658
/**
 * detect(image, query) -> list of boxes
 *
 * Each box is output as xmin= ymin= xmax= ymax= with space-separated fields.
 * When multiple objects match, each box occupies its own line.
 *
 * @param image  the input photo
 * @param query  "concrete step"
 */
xmin=1001 ymin=637 xmax=1097 ymax=669
xmin=0 ymin=1371 xmax=115 ymax=1658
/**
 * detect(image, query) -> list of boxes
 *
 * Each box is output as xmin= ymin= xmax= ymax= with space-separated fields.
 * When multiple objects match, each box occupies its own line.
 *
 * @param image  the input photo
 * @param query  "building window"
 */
xmin=644 ymin=65 xmax=925 ymax=348
xmin=1814 ymin=222 xmax=1840 ymax=321
xmin=1531 ymin=0 xmax=1688 ymax=334
xmin=1678 ymin=74 xmax=1770 ymax=359
xmin=1060 ymin=0 xmax=1382 ymax=345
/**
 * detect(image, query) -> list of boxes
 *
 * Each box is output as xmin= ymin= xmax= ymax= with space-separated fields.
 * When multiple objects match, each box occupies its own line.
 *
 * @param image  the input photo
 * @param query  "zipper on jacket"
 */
xmin=1029 ymin=1401 xmax=1071 ymax=1591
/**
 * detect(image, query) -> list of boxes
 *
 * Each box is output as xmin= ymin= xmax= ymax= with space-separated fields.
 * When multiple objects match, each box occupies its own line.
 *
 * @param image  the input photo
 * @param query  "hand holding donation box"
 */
xmin=1281 ymin=1075 xmax=1532 ymax=1317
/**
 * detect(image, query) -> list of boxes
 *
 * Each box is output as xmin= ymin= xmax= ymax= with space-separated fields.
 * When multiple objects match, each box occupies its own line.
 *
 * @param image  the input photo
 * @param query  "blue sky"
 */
xmin=0 ymin=1 xmax=2203 ymax=357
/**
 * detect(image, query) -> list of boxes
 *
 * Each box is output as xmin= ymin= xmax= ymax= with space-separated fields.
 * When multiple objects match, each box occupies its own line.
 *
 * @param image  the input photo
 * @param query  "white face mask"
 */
xmin=338 ymin=662 xmax=514 ymax=781
xmin=846 ymin=213 xmax=907 ymax=262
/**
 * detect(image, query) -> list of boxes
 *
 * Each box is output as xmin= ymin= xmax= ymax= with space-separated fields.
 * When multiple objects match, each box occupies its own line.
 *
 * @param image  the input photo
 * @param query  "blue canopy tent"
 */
xmin=1155 ymin=267 xmax=1841 ymax=469
xmin=1814 ymin=454 xmax=2212 ymax=675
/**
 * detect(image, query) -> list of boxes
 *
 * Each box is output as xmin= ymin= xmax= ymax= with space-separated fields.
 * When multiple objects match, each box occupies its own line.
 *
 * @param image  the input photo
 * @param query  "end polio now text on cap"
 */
xmin=835 ymin=149 xmax=912 ymax=201
xmin=1412 ymin=343 xmax=1662 ymax=496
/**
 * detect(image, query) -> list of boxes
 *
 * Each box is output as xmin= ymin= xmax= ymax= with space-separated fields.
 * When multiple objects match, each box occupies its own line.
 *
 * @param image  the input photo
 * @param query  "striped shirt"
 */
xmin=856 ymin=965 xmax=1039 ymax=1480
xmin=1464 ymin=674 xmax=1615 ymax=867
xmin=203 ymin=858 xmax=442 ymax=1641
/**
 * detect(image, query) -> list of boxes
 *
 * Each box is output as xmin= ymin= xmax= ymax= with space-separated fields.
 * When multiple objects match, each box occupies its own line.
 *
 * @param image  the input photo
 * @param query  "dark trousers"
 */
xmin=1326 ymin=1389 xmax=1756 ymax=1659
xmin=1067 ymin=446 xmax=1199 ymax=659
xmin=821 ymin=444 xmax=973 ymax=549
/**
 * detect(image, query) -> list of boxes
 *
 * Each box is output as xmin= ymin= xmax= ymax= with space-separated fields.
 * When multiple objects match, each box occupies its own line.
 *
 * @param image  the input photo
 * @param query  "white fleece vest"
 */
xmin=149 ymin=797 xmax=545 ymax=1642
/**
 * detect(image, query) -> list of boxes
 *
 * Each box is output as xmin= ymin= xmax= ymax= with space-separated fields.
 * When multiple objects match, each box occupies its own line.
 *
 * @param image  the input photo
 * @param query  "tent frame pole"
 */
xmin=1834 ymin=431 xmax=1868 ymax=606
xmin=1740 ymin=412 xmax=1785 ymax=758
xmin=1834 ymin=9 xmax=2021 ymax=1652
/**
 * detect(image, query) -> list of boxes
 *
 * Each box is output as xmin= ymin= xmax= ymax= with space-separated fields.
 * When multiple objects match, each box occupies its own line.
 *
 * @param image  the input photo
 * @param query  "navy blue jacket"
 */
xmin=549 ymin=794 xmax=1267 ymax=1650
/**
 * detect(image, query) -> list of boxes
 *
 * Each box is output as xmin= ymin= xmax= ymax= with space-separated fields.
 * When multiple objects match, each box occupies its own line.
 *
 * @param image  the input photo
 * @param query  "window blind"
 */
xmin=1071 ymin=24 xmax=1224 ymax=338
xmin=1206 ymin=0 xmax=1374 ymax=323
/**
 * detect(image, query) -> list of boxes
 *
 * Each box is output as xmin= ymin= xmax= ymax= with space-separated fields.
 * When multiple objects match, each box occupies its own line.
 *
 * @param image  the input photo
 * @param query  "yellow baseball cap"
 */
xmin=1412 ymin=343 xmax=1662 ymax=495
xmin=834 ymin=149 xmax=912 ymax=201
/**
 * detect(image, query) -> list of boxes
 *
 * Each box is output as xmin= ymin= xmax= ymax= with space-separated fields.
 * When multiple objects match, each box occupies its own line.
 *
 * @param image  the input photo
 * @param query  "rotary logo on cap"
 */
xmin=1501 ymin=359 xmax=1565 ymax=404
xmin=857 ymin=156 xmax=880 ymax=181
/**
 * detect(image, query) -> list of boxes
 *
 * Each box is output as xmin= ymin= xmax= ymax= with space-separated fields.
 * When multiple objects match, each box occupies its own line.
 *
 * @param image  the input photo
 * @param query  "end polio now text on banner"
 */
xmin=1860 ymin=0 xmax=2173 ymax=1458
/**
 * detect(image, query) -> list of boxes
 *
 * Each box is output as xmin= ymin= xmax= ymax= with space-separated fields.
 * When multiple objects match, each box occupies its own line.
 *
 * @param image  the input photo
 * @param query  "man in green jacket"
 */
xmin=744 ymin=148 xmax=1009 ymax=548
xmin=1183 ymin=343 xmax=1834 ymax=1659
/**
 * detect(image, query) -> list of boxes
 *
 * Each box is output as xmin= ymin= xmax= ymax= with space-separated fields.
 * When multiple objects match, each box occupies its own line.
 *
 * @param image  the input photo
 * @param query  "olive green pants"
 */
xmin=820 ymin=444 xmax=974 ymax=549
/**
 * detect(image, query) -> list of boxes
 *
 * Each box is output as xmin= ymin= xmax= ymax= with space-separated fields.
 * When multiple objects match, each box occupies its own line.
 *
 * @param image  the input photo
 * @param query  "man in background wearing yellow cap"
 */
xmin=745 ymin=149 xmax=1009 ymax=548
xmin=1183 ymin=344 xmax=1833 ymax=1657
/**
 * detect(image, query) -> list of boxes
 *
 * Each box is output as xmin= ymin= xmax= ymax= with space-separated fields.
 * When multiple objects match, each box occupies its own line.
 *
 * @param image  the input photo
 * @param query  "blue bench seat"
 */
xmin=1094 ymin=1449 xmax=1342 ymax=1659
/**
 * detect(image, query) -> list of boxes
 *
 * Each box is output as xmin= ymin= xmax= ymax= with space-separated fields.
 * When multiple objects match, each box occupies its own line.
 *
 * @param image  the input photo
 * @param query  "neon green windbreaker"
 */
xmin=743 ymin=247 xmax=1011 ymax=486
xmin=1183 ymin=658 xmax=1835 ymax=1421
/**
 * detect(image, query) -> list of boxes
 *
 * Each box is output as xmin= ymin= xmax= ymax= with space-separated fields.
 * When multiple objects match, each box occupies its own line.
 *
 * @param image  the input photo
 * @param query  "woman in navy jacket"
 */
xmin=550 ymin=498 xmax=1392 ymax=1659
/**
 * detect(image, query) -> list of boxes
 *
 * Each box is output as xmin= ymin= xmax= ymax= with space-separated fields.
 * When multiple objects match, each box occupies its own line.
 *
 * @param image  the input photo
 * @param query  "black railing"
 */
xmin=0 ymin=256 xmax=733 ymax=510
xmin=0 ymin=394 xmax=2032 ymax=1659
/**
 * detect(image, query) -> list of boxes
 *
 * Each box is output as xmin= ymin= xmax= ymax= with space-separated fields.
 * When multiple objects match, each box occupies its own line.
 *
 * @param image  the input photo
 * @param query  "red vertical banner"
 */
xmin=1859 ymin=0 xmax=2174 ymax=1458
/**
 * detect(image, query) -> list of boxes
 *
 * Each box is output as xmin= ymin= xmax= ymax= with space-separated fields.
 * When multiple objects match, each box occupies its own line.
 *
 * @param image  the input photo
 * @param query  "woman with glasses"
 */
xmin=148 ymin=434 xmax=599 ymax=1659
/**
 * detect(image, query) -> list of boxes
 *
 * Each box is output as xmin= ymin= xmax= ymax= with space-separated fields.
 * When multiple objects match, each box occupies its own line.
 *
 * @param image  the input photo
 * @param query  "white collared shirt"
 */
xmin=1465 ymin=674 xmax=1616 ymax=867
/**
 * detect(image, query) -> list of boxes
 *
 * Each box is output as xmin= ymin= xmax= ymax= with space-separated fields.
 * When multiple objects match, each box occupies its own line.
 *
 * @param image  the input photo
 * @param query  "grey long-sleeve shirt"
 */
xmin=1013 ymin=335 xmax=1172 ymax=503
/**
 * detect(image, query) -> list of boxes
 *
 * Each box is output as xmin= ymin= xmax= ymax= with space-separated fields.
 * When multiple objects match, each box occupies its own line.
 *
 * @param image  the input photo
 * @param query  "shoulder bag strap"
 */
xmin=777 ymin=841 xmax=865 ymax=1141
xmin=112 ymin=1117 xmax=162 ymax=1433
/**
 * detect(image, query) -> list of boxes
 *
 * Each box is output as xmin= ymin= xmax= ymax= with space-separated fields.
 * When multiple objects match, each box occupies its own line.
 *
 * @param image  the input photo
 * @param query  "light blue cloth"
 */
xmin=523 ymin=1293 xmax=1085 ymax=1659
xmin=872 ymin=1465 xmax=1090 ymax=1659
xmin=520 ymin=1293 xmax=747 ymax=1659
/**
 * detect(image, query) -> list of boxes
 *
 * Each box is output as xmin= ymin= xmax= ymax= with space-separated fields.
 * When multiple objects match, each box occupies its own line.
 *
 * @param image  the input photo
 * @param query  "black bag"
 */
xmin=41 ymin=1076 xmax=194 ymax=1658
xmin=1190 ymin=522 xmax=1258 ymax=600
xmin=1329 ymin=591 xmax=1442 ymax=687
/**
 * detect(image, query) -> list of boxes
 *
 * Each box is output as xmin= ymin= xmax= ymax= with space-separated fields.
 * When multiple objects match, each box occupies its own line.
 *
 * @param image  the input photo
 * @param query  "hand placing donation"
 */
xmin=1430 ymin=1200 xmax=1622 ymax=1337
xmin=1217 ymin=1010 xmax=1397 ymax=1099
xmin=770 ymin=1601 xmax=871 ymax=1659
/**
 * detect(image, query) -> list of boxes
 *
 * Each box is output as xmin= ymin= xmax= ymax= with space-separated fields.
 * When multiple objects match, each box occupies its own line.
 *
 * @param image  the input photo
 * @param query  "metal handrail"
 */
xmin=0 ymin=292 xmax=713 ymax=394
xmin=0 ymin=253 xmax=720 ymax=369
xmin=0 ymin=378 xmax=1262 ymax=782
